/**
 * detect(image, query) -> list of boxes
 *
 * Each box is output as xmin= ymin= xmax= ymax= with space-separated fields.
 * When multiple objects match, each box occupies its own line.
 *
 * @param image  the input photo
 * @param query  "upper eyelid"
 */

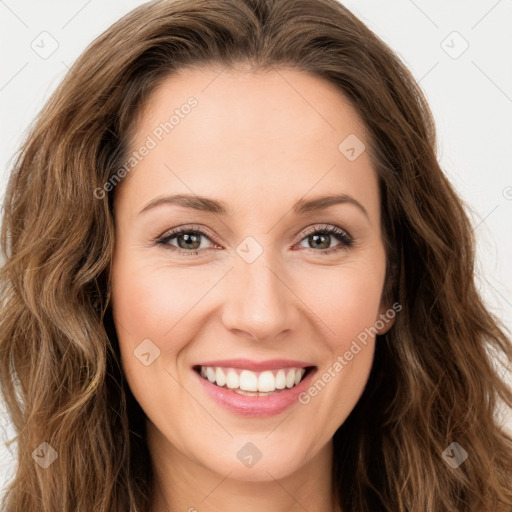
xmin=300 ymin=224 xmax=350 ymax=238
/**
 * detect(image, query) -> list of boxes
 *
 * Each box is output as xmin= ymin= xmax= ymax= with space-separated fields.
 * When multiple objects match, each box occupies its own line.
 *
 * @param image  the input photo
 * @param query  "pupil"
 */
xmin=179 ymin=233 xmax=200 ymax=250
xmin=311 ymin=234 xmax=329 ymax=249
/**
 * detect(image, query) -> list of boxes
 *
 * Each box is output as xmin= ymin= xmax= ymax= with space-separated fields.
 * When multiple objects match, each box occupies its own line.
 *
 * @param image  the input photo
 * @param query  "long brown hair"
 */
xmin=1 ymin=0 xmax=511 ymax=510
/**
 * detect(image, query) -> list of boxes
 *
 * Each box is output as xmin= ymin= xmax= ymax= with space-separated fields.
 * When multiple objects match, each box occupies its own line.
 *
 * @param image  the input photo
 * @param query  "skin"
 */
xmin=110 ymin=65 xmax=395 ymax=512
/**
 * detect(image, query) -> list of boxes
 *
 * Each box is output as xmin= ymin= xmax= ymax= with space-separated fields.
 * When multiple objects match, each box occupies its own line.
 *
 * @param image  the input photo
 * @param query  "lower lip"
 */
xmin=194 ymin=368 xmax=317 ymax=417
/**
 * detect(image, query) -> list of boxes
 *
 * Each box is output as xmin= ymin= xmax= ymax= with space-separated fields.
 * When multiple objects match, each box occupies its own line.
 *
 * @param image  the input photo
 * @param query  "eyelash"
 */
xmin=155 ymin=224 xmax=354 ymax=256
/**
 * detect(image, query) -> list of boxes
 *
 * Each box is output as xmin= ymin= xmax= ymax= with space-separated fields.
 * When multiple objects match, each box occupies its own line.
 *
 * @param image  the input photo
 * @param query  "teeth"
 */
xmin=258 ymin=371 xmax=275 ymax=392
xmin=275 ymin=369 xmax=286 ymax=389
xmin=240 ymin=370 xmax=258 ymax=391
xmin=285 ymin=369 xmax=296 ymax=388
xmin=206 ymin=367 xmax=216 ymax=383
xmin=198 ymin=366 xmax=307 ymax=392
xmin=215 ymin=367 xmax=226 ymax=387
xmin=225 ymin=369 xmax=239 ymax=389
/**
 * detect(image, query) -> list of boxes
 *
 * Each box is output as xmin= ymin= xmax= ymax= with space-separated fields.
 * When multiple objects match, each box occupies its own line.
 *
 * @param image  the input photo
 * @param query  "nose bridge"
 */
xmin=221 ymin=233 xmax=295 ymax=340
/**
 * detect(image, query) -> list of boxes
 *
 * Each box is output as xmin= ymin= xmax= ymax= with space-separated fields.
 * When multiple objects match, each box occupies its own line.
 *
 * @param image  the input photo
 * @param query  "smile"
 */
xmin=192 ymin=359 xmax=317 ymax=416
xmin=196 ymin=365 xmax=312 ymax=394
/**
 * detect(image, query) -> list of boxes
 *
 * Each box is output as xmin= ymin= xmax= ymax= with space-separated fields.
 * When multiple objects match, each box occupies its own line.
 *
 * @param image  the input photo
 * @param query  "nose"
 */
xmin=220 ymin=248 xmax=300 ymax=342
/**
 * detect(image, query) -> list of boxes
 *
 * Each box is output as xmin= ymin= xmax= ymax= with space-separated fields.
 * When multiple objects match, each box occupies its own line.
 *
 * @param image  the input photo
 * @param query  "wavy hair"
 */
xmin=1 ymin=0 xmax=511 ymax=510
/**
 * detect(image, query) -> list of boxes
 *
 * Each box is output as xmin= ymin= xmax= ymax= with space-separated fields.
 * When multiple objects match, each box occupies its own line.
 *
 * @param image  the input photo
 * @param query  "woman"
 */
xmin=1 ymin=0 xmax=511 ymax=510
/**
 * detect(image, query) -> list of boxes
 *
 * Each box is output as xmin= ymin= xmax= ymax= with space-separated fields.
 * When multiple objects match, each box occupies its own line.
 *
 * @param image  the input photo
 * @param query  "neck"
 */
xmin=147 ymin=421 xmax=341 ymax=512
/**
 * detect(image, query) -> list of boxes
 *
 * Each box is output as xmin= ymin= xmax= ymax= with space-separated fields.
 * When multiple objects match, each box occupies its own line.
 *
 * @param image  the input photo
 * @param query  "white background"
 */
xmin=1 ymin=0 xmax=511 ymax=497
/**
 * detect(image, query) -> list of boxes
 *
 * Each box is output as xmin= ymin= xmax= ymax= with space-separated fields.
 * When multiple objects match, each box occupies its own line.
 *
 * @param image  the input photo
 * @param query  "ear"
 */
xmin=375 ymin=261 xmax=400 ymax=335
xmin=375 ymin=300 xmax=399 ymax=335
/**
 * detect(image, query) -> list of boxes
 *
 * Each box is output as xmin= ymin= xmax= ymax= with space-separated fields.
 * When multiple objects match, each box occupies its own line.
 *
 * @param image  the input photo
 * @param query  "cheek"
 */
xmin=293 ymin=260 xmax=385 ymax=420
xmin=109 ymin=249 xmax=226 ymax=400
xmin=300 ymin=259 xmax=386 ymax=344
xmin=110 ymin=252 xmax=205 ymax=340
xmin=110 ymin=254 xmax=194 ymax=427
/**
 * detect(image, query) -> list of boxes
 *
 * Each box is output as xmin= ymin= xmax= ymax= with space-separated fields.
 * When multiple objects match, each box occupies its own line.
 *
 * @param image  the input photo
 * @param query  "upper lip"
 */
xmin=193 ymin=358 xmax=316 ymax=371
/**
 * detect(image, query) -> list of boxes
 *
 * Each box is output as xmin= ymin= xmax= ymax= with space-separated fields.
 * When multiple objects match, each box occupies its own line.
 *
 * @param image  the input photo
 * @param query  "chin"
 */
xmin=193 ymin=431 xmax=315 ymax=482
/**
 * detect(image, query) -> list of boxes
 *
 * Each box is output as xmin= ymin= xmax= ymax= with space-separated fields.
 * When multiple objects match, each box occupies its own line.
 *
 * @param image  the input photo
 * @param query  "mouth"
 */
xmin=192 ymin=359 xmax=317 ymax=416
xmin=193 ymin=364 xmax=316 ymax=396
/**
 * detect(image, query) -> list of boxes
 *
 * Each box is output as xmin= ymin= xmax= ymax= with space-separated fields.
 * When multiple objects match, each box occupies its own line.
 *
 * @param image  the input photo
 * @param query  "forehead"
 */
xmin=135 ymin=64 xmax=369 ymax=149
xmin=116 ymin=65 xmax=379 ymax=222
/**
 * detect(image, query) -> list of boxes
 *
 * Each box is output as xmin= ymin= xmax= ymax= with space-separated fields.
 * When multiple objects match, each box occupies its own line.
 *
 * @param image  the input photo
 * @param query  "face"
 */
xmin=110 ymin=65 xmax=394 ymax=483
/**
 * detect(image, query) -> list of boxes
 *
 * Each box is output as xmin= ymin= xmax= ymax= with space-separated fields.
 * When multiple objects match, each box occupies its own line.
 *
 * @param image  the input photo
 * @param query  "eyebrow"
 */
xmin=138 ymin=193 xmax=369 ymax=219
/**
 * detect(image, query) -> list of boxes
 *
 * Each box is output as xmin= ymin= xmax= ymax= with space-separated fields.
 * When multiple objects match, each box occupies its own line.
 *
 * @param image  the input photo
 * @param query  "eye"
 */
xmin=296 ymin=225 xmax=354 ymax=254
xmin=156 ymin=225 xmax=218 ymax=255
xmin=155 ymin=224 xmax=354 ymax=256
